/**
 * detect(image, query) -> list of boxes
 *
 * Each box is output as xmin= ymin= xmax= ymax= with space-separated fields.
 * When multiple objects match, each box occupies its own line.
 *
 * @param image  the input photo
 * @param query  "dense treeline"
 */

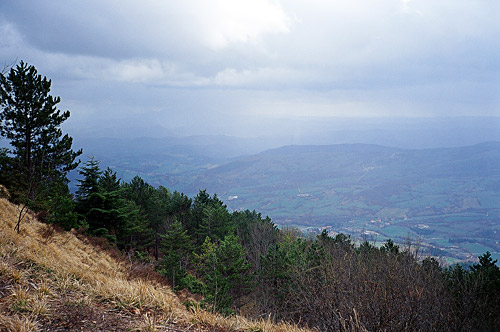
xmin=1 ymin=61 xmax=499 ymax=331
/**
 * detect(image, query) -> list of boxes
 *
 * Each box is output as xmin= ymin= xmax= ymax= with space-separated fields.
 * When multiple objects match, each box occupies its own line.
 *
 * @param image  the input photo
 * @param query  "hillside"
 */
xmin=0 ymin=196 xmax=310 ymax=332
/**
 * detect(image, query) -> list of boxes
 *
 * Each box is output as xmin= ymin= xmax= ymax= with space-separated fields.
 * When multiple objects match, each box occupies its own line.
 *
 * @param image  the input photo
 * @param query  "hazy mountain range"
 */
xmin=68 ymin=116 xmax=500 ymax=264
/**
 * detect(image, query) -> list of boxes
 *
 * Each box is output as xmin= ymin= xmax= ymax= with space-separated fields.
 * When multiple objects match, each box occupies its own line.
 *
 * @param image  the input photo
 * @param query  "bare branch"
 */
xmin=1 ymin=58 xmax=17 ymax=75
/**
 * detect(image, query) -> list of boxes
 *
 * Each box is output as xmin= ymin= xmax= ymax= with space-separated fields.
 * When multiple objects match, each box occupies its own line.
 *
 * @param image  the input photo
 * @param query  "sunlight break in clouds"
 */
xmin=195 ymin=0 xmax=292 ymax=50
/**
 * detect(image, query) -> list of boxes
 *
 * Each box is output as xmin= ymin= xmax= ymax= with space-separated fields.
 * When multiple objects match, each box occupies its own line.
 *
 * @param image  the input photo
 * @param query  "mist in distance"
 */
xmin=63 ymin=114 xmax=500 ymax=157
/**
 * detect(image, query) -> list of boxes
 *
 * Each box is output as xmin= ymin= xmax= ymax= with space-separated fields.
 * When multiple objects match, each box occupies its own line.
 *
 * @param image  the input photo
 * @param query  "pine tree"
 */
xmin=169 ymin=190 xmax=192 ymax=226
xmin=471 ymin=251 xmax=500 ymax=329
xmin=123 ymin=179 xmax=169 ymax=260
xmin=148 ymin=185 xmax=172 ymax=260
xmin=0 ymin=61 xmax=81 ymax=209
xmin=159 ymin=220 xmax=193 ymax=290
xmin=76 ymin=161 xmax=146 ymax=247
xmin=123 ymin=175 xmax=154 ymax=210
xmin=194 ymin=235 xmax=252 ymax=314
xmin=99 ymin=167 xmax=121 ymax=192
xmin=75 ymin=156 xmax=101 ymax=227
xmin=75 ymin=156 xmax=101 ymax=200
xmin=47 ymin=180 xmax=79 ymax=230
xmin=216 ymin=234 xmax=253 ymax=309
xmin=381 ymin=238 xmax=400 ymax=254
xmin=197 ymin=204 xmax=233 ymax=244
xmin=189 ymin=190 xmax=230 ymax=244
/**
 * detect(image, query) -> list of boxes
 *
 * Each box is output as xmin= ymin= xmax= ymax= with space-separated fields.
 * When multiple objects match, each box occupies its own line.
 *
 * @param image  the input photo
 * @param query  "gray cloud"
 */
xmin=0 ymin=0 xmax=499 ymax=134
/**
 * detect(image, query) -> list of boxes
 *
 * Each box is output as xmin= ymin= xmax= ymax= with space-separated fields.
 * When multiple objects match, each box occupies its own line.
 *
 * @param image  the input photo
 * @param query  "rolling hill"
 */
xmin=182 ymin=142 xmax=500 ymax=263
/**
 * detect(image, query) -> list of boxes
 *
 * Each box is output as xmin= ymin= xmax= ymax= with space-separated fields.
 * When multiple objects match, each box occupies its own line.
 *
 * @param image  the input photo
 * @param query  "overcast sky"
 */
xmin=1 ymin=0 xmax=499 ymax=137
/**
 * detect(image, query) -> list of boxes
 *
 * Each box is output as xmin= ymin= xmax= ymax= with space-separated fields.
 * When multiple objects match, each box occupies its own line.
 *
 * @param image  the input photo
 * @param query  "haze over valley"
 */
xmin=71 ymin=122 xmax=500 ymax=264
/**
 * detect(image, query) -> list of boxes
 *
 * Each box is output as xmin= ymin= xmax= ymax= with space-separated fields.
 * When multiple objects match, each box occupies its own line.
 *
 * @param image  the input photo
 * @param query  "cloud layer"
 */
xmin=0 ymin=0 xmax=499 ymax=134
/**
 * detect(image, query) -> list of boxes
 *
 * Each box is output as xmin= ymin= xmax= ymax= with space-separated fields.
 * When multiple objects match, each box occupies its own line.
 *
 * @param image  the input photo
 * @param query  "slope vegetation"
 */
xmin=0 ymin=196 xmax=310 ymax=332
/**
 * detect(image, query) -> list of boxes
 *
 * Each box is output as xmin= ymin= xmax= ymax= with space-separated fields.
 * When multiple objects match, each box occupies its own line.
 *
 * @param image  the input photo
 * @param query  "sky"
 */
xmin=0 ymin=0 xmax=499 ymax=137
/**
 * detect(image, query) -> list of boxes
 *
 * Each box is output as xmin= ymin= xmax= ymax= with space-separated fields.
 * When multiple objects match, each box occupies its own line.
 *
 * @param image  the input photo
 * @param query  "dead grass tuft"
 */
xmin=0 ymin=184 xmax=10 ymax=199
xmin=189 ymin=305 xmax=314 ymax=332
xmin=0 ymin=313 xmax=39 ymax=332
xmin=9 ymin=286 xmax=33 ymax=313
xmin=136 ymin=312 xmax=175 ymax=332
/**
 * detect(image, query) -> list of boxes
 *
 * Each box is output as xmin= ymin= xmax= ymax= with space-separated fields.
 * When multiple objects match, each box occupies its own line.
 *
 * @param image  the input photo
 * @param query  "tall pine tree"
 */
xmin=0 ymin=62 xmax=81 ymax=202
xmin=0 ymin=61 xmax=81 ymax=231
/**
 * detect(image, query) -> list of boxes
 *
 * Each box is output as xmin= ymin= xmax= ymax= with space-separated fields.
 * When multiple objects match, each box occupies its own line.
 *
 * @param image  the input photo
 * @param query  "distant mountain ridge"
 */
xmin=187 ymin=141 xmax=500 ymax=193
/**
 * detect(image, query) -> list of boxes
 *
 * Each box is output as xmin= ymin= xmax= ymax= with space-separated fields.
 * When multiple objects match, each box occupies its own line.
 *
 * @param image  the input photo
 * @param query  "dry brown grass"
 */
xmin=0 ymin=197 xmax=313 ymax=332
xmin=0 ymin=313 xmax=38 ymax=332
xmin=189 ymin=304 xmax=317 ymax=332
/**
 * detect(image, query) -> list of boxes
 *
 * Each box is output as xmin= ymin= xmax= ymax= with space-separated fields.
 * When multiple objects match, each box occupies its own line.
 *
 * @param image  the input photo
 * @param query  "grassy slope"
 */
xmin=0 ymin=196 xmax=311 ymax=332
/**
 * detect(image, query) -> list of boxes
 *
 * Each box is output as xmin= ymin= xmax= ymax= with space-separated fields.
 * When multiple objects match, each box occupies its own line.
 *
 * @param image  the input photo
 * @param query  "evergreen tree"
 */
xmin=381 ymin=238 xmax=400 ymax=255
xmin=332 ymin=233 xmax=354 ymax=248
xmin=75 ymin=156 xmax=101 ymax=200
xmin=0 ymin=61 xmax=81 ymax=210
xmin=470 ymin=252 xmax=500 ymax=330
xmin=190 ymin=190 xmax=230 ymax=244
xmin=471 ymin=251 xmax=500 ymax=277
xmin=74 ymin=158 xmax=146 ymax=247
xmin=149 ymin=185 xmax=172 ymax=260
xmin=0 ymin=147 xmax=14 ymax=189
xmin=259 ymin=235 xmax=308 ymax=315
xmin=197 ymin=204 xmax=233 ymax=244
xmin=84 ymin=184 xmax=142 ymax=247
xmin=123 ymin=175 xmax=154 ymax=211
xmin=75 ymin=156 xmax=102 ymax=225
xmin=194 ymin=235 xmax=252 ymax=314
xmin=169 ymin=190 xmax=192 ymax=226
xmin=98 ymin=168 xmax=149 ymax=248
xmin=47 ymin=180 xmax=79 ymax=230
xmin=233 ymin=210 xmax=278 ymax=271
xmin=100 ymin=167 xmax=121 ymax=192
xmin=114 ymin=198 xmax=146 ymax=249
xmin=159 ymin=220 xmax=193 ymax=290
